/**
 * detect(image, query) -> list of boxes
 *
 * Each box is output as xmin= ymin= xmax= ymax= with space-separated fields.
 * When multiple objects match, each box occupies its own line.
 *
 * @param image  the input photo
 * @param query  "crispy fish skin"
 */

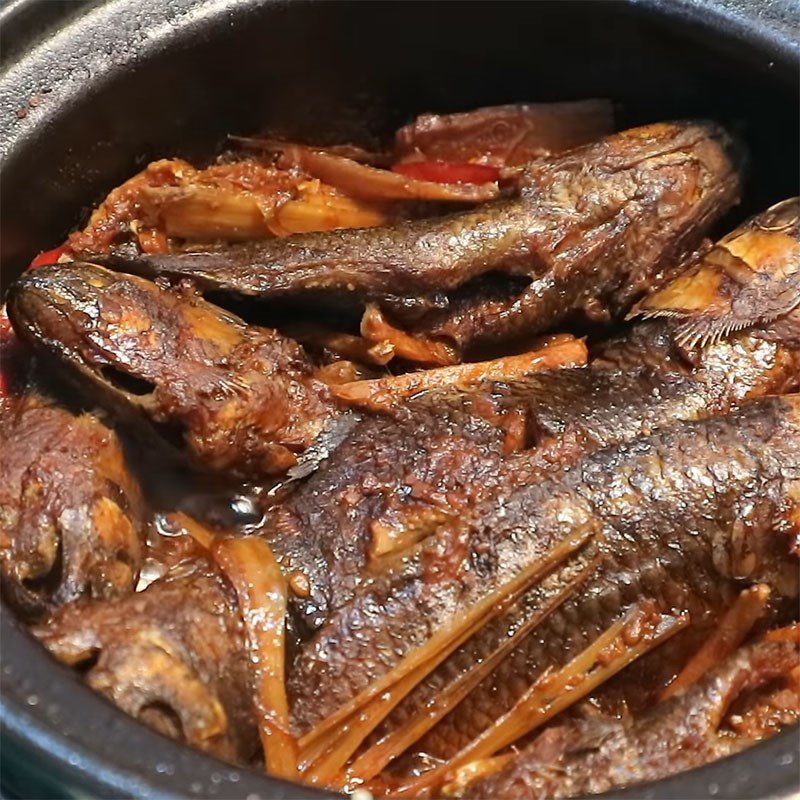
xmin=288 ymin=396 xmax=800 ymax=737
xmin=265 ymin=366 xmax=705 ymax=639
xmin=0 ymin=391 xmax=145 ymax=618
xmin=388 ymin=372 xmax=797 ymax=757
xmin=459 ymin=633 xmax=800 ymax=800
xmin=269 ymin=202 xmax=800 ymax=638
xmin=265 ymin=401 xmax=510 ymax=634
xmin=413 ymin=122 xmax=742 ymax=349
xmin=272 ymin=306 xmax=799 ymax=635
xmin=405 ymin=533 xmax=731 ymax=763
xmin=365 ymin=527 xmax=725 ymax=772
xmin=272 ymin=305 xmax=800 ymax=639
xmin=89 ymin=122 xmax=741 ymax=350
xmin=498 ymin=198 xmax=800 ymax=454
xmin=35 ymin=558 xmax=258 ymax=763
xmin=7 ymin=263 xmax=338 ymax=477
xmin=303 ymin=202 xmax=800 ymax=766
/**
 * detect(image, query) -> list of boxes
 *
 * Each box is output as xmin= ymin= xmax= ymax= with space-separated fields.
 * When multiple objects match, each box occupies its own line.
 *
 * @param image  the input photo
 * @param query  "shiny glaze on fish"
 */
xmin=90 ymin=122 xmax=741 ymax=351
xmin=265 ymin=400 xmax=510 ymax=635
xmin=0 ymin=389 xmax=145 ymax=618
xmin=460 ymin=631 xmax=800 ymax=799
xmin=371 ymin=271 xmax=800 ymax=763
xmin=7 ymin=263 xmax=339 ymax=478
xmin=289 ymin=396 xmax=800 ymax=742
xmin=263 ymin=202 xmax=800 ymax=637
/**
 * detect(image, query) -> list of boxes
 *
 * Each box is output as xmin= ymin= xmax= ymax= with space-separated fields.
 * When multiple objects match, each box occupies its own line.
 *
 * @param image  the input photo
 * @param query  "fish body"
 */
xmin=264 ymin=202 xmax=800 ymax=635
xmin=289 ymin=396 xmax=800 ymax=750
xmin=360 ymin=295 xmax=800 ymax=770
xmin=90 ymin=122 xmax=741 ymax=351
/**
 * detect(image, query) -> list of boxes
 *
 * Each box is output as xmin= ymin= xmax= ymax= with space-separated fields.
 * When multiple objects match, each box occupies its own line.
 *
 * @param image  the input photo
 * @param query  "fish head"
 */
xmin=7 ymin=262 xmax=246 ymax=412
xmin=631 ymin=198 xmax=800 ymax=347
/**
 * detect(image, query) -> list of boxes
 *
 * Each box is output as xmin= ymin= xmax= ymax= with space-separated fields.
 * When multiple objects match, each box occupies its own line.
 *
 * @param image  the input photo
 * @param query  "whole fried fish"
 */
xmin=88 ymin=122 xmax=741 ymax=352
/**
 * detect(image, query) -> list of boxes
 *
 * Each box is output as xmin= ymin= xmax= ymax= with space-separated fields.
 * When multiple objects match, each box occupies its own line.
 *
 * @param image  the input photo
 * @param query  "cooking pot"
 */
xmin=1 ymin=1 xmax=798 ymax=797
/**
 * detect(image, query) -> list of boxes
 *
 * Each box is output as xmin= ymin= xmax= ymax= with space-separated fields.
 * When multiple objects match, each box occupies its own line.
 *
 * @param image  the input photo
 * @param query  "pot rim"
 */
xmin=1 ymin=1 xmax=798 ymax=798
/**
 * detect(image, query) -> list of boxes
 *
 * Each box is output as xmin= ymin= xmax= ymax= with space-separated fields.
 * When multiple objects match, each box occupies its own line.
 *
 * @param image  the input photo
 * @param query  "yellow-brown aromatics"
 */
xmin=361 ymin=304 xmax=459 ymax=366
xmin=331 ymin=338 xmax=588 ymax=410
xmin=661 ymin=584 xmax=771 ymax=700
xmin=240 ymin=139 xmax=501 ymax=203
xmin=213 ymin=536 xmax=297 ymax=779
xmin=68 ymin=157 xmax=393 ymax=254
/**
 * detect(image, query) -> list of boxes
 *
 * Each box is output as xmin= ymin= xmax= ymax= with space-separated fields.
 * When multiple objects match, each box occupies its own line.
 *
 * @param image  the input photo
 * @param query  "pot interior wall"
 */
xmin=0 ymin=2 xmax=799 ymax=799
xmin=1 ymin=0 xmax=798 ymax=281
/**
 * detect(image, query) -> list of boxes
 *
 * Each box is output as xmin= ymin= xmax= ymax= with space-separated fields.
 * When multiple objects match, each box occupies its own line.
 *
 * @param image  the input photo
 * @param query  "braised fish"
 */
xmin=261 ymin=200 xmax=800 ymax=639
xmin=7 ymin=263 xmax=339 ymax=478
xmin=88 ymin=122 xmax=741 ymax=352
xmin=35 ymin=551 xmax=258 ymax=763
xmin=287 ymin=396 xmax=800 ymax=786
xmin=0 ymin=389 xmax=145 ymax=618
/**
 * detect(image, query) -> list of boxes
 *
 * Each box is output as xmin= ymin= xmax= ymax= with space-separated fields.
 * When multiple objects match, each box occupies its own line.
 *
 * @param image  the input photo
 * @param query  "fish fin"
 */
xmin=393 ymin=603 xmax=689 ymax=798
xmin=346 ymin=543 xmax=600 ymax=783
xmin=630 ymin=199 xmax=800 ymax=347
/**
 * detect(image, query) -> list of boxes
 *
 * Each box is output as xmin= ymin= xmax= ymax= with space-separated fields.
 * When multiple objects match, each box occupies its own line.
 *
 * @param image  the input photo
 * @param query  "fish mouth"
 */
xmin=8 ymin=263 xmax=160 ymax=408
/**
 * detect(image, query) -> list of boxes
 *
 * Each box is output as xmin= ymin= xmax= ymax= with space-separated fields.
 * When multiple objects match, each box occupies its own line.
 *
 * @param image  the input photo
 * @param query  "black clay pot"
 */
xmin=1 ymin=1 xmax=798 ymax=798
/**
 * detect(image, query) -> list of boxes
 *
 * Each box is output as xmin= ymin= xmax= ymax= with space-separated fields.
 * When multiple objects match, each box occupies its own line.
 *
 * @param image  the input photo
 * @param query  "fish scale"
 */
xmin=289 ymin=397 xmax=800 ymax=752
xmin=363 ymin=376 xmax=794 ymax=766
xmin=89 ymin=122 xmax=740 ymax=352
xmin=400 ymin=411 xmax=794 ymax=763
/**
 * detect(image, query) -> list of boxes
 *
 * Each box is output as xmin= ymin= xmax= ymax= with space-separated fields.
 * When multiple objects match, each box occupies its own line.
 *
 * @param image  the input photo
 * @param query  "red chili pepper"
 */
xmin=28 ymin=244 xmax=69 ymax=269
xmin=391 ymin=160 xmax=500 ymax=185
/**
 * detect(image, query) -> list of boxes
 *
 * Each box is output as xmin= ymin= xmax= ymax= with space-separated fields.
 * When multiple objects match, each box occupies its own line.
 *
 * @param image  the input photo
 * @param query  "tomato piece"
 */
xmin=391 ymin=160 xmax=501 ymax=185
xmin=28 ymin=244 xmax=69 ymax=269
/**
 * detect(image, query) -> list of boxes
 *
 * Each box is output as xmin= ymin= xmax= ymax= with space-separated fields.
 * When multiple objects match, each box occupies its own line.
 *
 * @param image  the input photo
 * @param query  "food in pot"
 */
xmin=91 ymin=121 xmax=740 ymax=354
xmin=2 ymin=100 xmax=798 ymax=799
xmin=0 ymin=383 xmax=145 ymax=618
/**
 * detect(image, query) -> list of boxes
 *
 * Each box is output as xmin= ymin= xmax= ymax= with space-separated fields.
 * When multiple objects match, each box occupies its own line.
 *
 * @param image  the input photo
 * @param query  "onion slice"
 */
xmin=660 ymin=584 xmax=770 ymax=700
xmin=331 ymin=337 xmax=588 ymax=410
xmin=361 ymin=304 xmax=459 ymax=366
xmin=212 ymin=536 xmax=297 ymax=778
xmin=232 ymin=137 xmax=500 ymax=203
